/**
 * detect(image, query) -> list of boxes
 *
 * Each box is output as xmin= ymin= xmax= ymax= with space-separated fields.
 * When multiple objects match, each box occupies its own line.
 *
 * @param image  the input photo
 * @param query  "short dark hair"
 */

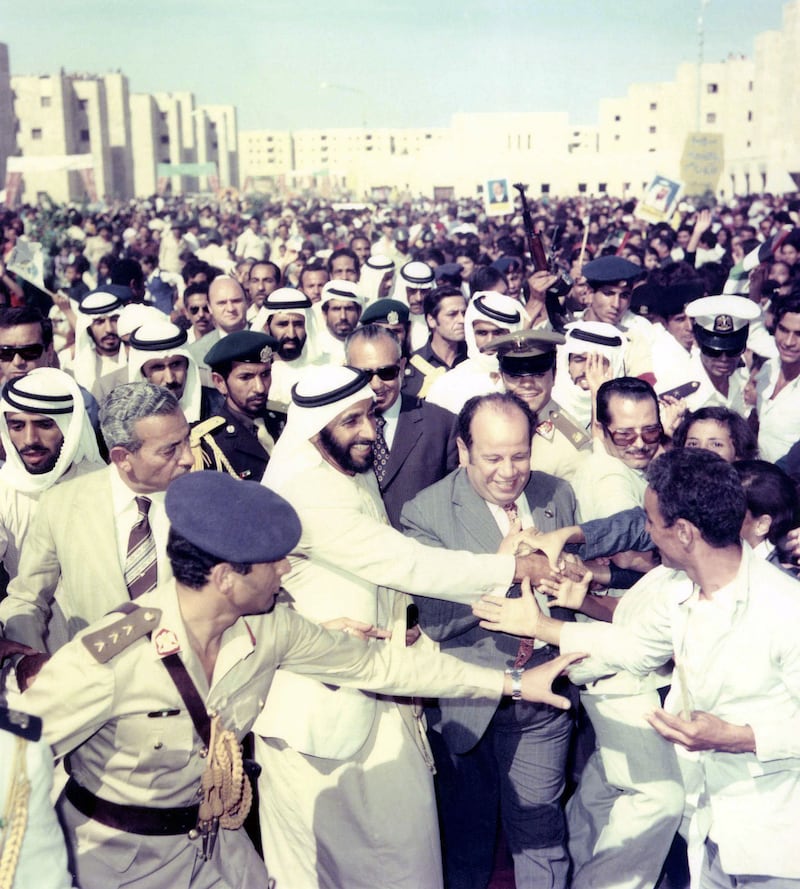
xmin=424 ymin=285 xmax=465 ymax=320
xmin=0 ymin=305 xmax=53 ymax=347
xmin=184 ymin=281 xmax=209 ymax=300
xmin=109 ymin=258 xmax=143 ymax=289
xmin=457 ymin=392 xmax=535 ymax=451
xmin=167 ymin=529 xmax=251 ymax=589
xmin=774 ymin=297 xmax=800 ymax=326
xmin=469 ymin=266 xmax=507 ymax=296
xmin=249 ymin=260 xmax=282 ymax=285
xmin=298 ymin=260 xmax=328 ymax=290
xmin=596 ymin=377 xmax=659 ymax=429
xmin=646 ymin=449 xmax=746 ymax=547
xmin=672 ymin=406 xmax=758 ymax=460
xmin=734 ymin=460 xmax=799 ymax=545
xmin=326 ymin=248 xmax=359 ymax=276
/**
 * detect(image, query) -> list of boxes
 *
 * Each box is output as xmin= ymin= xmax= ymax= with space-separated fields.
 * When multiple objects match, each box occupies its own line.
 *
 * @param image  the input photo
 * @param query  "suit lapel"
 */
xmin=452 ymin=469 xmax=502 ymax=554
xmin=381 ymin=397 xmax=423 ymax=488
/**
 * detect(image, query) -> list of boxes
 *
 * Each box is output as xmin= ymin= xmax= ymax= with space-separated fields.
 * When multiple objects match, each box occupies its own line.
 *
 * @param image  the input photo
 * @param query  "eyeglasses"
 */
xmin=187 ymin=304 xmax=211 ymax=316
xmin=700 ymin=344 xmax=743 ymax=359
xmin=605 ymin=424 xmax=662 ymax=447
xmin=361 ymin=364 xmax=401 ymax=382
xmin=0 ymin=343 xmax=45 ymax=362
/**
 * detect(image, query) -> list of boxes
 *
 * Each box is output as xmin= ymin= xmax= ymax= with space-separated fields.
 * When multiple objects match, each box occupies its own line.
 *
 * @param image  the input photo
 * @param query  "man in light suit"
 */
xmin=345 ymin=324 xmax=457 ymax=528
xmin=256 ymin=366 xmax=559 ymax=889
xmin=400 ymin=391 xmax=578 ymax=889
xmin=1 ymin=382 xmax=193 ymax=687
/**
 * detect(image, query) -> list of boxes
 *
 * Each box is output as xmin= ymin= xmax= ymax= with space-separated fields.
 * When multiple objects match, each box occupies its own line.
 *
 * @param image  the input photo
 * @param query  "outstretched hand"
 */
xmin=323 ymin=617 xmax=391 ymax=642
xmin=520 ymin=651 xmax=587 ymax=709
xmin=473 ymin=576 xmax=542 ymax=637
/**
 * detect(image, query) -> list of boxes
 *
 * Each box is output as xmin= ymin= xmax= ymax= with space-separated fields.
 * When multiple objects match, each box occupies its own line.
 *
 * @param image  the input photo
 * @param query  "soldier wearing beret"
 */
xmin=17 ymin=471 xmax=582 ymax=889
xmin=190 ymin=331 xmax=286 ymax=482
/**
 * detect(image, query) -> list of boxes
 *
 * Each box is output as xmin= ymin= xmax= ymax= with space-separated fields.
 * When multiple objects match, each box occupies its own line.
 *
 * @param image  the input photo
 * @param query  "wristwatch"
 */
xmin=505 ymin=668 xmax=524 ymax=702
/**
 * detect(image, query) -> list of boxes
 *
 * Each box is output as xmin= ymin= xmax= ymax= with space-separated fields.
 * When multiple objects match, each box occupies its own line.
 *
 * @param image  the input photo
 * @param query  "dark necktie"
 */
xmin=125 ymin=496 xmax=158 ymax=599
xmin=373 ymin=413 xmax=390 ymax=487
xmin=502 ymin=500 xmax=536 ymax=669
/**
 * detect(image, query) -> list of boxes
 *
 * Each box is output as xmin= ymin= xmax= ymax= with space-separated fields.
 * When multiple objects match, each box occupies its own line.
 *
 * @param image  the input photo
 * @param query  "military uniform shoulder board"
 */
xmin=190 ymin=416 xmax=227 ymax=446
xmin=82 ymin=606 xmax=162 ymax=664
xmin=547 ymin=409 xmax=592 ymax=450
xmin=0 ymin=706 xmax=42 ymax=741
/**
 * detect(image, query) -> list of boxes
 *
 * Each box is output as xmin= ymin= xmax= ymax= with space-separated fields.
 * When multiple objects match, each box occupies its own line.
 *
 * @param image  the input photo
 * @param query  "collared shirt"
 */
xmin=379 ymin=395 xmax=402 ymax=451
xmin=109 ymin=467 xmax=170 ymax=585
xmin=756 ymin=358 xmax=800 ymax=462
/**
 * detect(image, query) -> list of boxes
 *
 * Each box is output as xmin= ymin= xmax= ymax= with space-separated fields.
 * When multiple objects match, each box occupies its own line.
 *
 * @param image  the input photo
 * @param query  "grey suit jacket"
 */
xmin=401 ymin=467 xmax=577 ymax=752
xmin=380 ymin=395 xmax=458 ymax=529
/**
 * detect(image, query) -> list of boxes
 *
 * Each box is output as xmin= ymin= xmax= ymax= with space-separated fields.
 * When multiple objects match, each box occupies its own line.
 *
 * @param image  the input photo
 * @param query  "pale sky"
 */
xmin=1 ymin=0 xmax=789 ymax=131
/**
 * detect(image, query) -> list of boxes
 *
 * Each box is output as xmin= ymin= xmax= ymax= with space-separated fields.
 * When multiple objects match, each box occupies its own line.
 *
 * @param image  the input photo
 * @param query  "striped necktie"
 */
xmin=125 ymin=496 xmax=158 ymax=599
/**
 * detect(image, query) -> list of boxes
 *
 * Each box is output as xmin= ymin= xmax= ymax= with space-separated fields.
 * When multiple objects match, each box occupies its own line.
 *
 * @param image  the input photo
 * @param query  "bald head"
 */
xmin=208 ymin=277 xmax=247 ymax=334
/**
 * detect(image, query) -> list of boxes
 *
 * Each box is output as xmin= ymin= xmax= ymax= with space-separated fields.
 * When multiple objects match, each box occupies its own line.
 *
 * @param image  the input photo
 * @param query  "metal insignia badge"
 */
xmin=260 ymin=345 xmax=274 ymax=363
xmin=387 ymin=311 xmax=399 ymax=325
xmin=713 ymin=314 xmax=734 ymax=333
xmin=536 ymin=420 xmax=555 ymax=441
xmin=154 ymin=628 xmax=181 ymax=657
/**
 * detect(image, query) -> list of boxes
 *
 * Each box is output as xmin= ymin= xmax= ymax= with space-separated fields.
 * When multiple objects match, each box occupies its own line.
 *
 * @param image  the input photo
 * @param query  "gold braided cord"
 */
xmin=197 ymin=715 xmax=251 ymax=833
xmin=0 ymin=736 xmax=31 ymax=889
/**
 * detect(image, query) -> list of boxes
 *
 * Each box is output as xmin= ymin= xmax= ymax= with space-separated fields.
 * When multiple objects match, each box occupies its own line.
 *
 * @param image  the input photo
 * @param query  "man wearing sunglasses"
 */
xmin=345 ymin=324 xmax=457 ymax=529
xmin=182 ymin=284 xmax=215 ymax=344
xmin=0 ymin=305 xmax=55 ymax=384
xmin=565 ymin=376 xmax=680 ymax=889
xmin=684 ymin=295 xmax=760 ymax=416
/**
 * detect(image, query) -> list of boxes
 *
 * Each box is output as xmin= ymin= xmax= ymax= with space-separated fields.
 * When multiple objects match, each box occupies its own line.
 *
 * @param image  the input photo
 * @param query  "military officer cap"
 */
xmin=582 ymin=256 xmax=644 ymax=287
xmin=490 ymin=330 xmax=566 ymax=376
xmin=685 ymin=295 xmax=760 ymax=353
xmin=360 ymin=299 xmax=409 ymax=326
xmin=166 ymin=471 xmax=301 ymax=563
xmin=204 ymin=330 xmax=279 ymax=369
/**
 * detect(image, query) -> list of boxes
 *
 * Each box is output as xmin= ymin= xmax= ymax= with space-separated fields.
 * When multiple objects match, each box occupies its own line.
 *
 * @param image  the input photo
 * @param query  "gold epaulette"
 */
xmin=546 ymin=409 xmax=592 ymax=450
xmin=189 ymin=416 xmax=239 ymax=476
xmin=82 ymin=606 xmax=162 ymax=663
xmin=409 ymin=354 xmax=447 ymax=399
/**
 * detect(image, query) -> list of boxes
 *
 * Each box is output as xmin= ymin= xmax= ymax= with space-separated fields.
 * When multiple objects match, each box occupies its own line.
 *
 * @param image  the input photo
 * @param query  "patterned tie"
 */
xmin=502 ymin=500 xmax=536 ymax=669
xmin=125 ymin=496 xmax=158 ymax=599
xmin=373 ymin=413 xmax=390 ymax=487
xmin=254 ymin=418 xmax=275 ymax=456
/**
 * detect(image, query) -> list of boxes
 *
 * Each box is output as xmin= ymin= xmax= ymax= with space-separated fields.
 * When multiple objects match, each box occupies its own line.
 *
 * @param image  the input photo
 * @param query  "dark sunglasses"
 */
xmin=0 ymin=344 xmax=45 ymax=362
xmin=187 ymin=304 xmax=211 ymax=315
xmin=606 ymin=424 xmax=662 ymax=447
xmin=700 ymin=344 xmax=743 ymax=359
xmin=362 ymin=364 xmax=401 ymax=381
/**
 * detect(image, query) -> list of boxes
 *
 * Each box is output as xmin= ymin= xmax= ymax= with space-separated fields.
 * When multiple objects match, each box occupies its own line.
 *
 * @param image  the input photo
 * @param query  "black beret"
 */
xmin=205 ymin=330 xmax=279 ymax=368
xmin=166 ymin=473 xmax=301 ymax=563
xmin=360 ymin=299 xmax=409 ymax=326
xmin=582 ymin=256 xmax=644 ymax=286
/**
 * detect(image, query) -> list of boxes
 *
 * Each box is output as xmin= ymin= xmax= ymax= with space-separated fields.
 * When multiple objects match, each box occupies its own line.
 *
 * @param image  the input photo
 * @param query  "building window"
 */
xmin=707 ymin=83 xmax=718 ymax=94
xmin=614 ymin=134 xmax=620 ymax=141
xmin=212 ymin=141 xmax=218 ymax=150
xmin=31 ymin=128 xmax=43 ymax=140
xmin=598 ymin=182 xmax=607 ymax=193
xmin=747 ymin=110 xmax=753 ymax=122
xmin=706 ymin=112 xmax=716 ymax=124
xmin=614 ymin=114 xmax=621 ymax=122
xmin=425 ymin=133 xmax=432 ymax=139
xmin=541 ymin=183 xmax=550 ymax=193
xmin=748 ymin=81 xmax=754 ymax=91
xmin=40 ymin=96 xmax=51 ymax=108
xmin=365 ymin=134 xmax=372 ymax=140
xmin=648 ymin=125 xmax=656 ymax=134
xmin=578 ymin=183 xmax=587 ymax=194
xmin=649 ymin=102 xmax=657 ymax=111
xmin=80 ymin=129 xmax=90 ymax=142
xmin=78 ymin=99 xmax=88 ymax=110
xmin=160 ymin=112 xmax=168 ymax=121
xmin=160 ymin=135 xmax=169 ymax=144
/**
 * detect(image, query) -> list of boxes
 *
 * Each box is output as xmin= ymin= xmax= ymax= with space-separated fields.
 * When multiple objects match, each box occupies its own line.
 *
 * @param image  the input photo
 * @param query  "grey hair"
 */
xmin=344 ymin=324 xmax=402 ymax=362
xmin=100 ymin=382 xmax=181 ymax=452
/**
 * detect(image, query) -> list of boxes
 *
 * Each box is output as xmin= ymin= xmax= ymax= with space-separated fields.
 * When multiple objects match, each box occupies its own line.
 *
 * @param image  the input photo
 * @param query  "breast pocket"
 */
xmin=114 ymin=711 xmax=195 ymax=776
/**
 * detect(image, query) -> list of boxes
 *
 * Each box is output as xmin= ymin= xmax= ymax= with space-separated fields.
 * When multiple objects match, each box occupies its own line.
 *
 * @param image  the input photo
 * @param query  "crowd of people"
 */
xmin=0 ymin=186 xmax=799 ymax=889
